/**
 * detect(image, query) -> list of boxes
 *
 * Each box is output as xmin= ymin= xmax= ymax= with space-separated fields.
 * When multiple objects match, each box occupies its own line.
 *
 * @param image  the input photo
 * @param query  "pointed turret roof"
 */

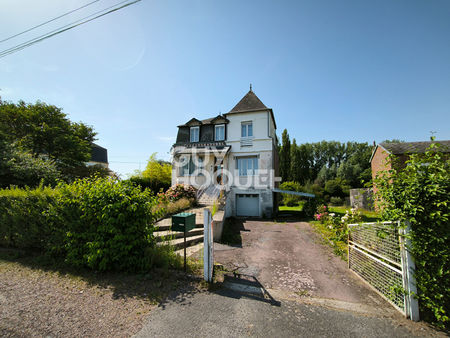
xmin=228 ymin=88 xmax=268 ymax=113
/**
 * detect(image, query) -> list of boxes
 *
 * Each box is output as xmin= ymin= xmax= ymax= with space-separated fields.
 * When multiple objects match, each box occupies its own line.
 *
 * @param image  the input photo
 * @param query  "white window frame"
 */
xmin=215 ymin=124 xmax=225 ymax=141
xmin=190 ymin=126 xmax=199 ymax=142
xmin=241 ymin=121 xmax=253 ymax=138
xmin=236 ymin=156 xmax=258 ymax=176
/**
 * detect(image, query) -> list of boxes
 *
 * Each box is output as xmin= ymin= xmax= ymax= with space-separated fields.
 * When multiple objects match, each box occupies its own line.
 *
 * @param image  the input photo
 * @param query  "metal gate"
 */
xmin=348 ymin=221 xmax=419 ymax=320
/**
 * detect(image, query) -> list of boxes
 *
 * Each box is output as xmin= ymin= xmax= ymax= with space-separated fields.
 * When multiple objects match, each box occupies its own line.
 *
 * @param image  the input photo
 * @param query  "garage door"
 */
xmin=236 ymin=194 xmax=259 ymax=217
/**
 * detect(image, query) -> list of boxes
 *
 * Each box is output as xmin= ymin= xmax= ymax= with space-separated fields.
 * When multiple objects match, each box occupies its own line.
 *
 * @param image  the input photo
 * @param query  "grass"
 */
xmin=279 ymin=205 xmax=303 ymax=212
xmin=328 ymin=206 xmax=381 ymax=222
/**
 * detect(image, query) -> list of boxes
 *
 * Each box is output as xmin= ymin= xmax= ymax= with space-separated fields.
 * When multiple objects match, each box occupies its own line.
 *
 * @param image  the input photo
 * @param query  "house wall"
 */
xmin=371 ymin=146 xmax=391 ymax=195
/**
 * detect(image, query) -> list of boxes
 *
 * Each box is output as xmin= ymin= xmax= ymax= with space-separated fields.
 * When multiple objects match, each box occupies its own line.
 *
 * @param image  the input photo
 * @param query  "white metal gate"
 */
xmin=348 ymin=221 xmax=419 ymax=320
xmin=203 ymin=208 xmax=213 ymax=282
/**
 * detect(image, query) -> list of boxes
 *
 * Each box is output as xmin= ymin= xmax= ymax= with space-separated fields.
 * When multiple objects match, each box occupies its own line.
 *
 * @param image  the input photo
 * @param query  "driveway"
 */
xmin=136 ymin=220 xmax=441 ymax=337
xmin=214 ymin=219 xmax=390 ymax=310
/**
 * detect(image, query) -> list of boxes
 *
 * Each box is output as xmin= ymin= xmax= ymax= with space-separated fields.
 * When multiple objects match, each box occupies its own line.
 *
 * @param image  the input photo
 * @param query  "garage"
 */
xmin=236 ymin=194 xmax=259 ymax=217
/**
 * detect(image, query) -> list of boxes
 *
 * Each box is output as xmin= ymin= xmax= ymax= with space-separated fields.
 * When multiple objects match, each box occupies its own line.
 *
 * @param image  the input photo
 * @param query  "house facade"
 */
xmin=171 ymin=88 xmax=279 ymax=217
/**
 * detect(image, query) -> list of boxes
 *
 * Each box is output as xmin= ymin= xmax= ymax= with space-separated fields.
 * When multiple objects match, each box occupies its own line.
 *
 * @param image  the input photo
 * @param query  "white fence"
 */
xmin=348 ymin=221 xmax=419 ymax=320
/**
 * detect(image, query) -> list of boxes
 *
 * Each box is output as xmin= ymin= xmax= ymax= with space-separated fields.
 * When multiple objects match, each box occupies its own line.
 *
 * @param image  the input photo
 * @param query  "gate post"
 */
xmin=401 ymin=221 xmax=420 ymax=321
xmin=203 ymin=208 xmax=213 ymax=282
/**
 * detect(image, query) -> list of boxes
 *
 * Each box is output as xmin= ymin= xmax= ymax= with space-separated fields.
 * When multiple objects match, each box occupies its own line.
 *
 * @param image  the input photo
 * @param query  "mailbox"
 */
xmin=171 ymin=212 xmax=196 ymax=232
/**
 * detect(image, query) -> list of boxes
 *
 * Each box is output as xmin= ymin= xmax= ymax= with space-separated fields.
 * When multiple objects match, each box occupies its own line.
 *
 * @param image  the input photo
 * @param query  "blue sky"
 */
xmin=1 ymin=0 xmax=449 ymax=176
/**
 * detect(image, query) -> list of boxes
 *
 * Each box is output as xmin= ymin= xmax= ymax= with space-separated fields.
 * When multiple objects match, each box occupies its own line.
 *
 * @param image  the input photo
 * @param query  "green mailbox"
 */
xmin=171 ymin=212 xmax=196 ymax=232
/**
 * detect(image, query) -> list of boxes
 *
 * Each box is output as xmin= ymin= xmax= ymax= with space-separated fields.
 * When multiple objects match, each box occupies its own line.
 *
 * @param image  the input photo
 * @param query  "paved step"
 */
xmin=157 ymin=234 xmax=204 ymax=251
xmin=155 ymin=223 xmax=203 ymax=232
xmin=154 ymin=228 xmax=204 ymax=242
xmin=175 ymin=242 xmax=204 ymax=257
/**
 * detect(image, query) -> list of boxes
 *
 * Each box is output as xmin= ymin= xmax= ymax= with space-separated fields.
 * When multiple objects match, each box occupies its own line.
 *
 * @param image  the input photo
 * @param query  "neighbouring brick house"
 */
xmin=370 ymin=140 xmax=450 ymax=195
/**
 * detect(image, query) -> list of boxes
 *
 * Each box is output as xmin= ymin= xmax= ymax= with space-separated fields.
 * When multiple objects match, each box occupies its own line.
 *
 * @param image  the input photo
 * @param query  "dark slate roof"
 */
xmin=380 ymin=140 xmax=450 ymax=155
xmin=90 ymin=143 xmax=108 ymax=163
xmin=228 ymin=90 xmax=268 ymax=113
xmin=178 ymin=115 xmax=229 ymax=127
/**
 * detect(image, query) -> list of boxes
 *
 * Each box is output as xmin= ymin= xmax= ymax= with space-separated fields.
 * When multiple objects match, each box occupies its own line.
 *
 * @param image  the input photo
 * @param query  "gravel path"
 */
xmin=0 ymin=257 xmax=199 ymax=337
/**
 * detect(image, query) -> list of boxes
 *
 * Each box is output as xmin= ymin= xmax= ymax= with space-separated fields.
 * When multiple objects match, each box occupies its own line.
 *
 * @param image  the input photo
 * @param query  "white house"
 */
xmin=171 ymin=87 xmax=279 ymax=217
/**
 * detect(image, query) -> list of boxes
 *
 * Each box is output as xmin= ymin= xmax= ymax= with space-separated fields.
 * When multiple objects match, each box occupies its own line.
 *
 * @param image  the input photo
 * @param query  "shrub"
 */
xmin=330 ymin=196 xmax=344 ymax=206
xmin=127 ymin=175 xmax=170 ymax=193
xmin=152 ymin=197 xmax=194 ymax=219
xmin=0 ymin=185 xmax=58 ymax=250
xmin=374 ymin=141 xmax=449 ymax=328
xmin=279 ymin=181 xmax=302 ymax=206
xmin=302 ymin=198 xmax=319 ymax=218
xmin=53 ymin=177 xmax=162 ymax=271
xmin=165 ymin=184 xmax=197 ymax=202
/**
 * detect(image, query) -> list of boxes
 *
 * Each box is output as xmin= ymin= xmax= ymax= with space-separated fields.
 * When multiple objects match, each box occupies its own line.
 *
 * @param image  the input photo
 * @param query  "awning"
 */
xmin=272 ymin=188 xmax=315 ymax=198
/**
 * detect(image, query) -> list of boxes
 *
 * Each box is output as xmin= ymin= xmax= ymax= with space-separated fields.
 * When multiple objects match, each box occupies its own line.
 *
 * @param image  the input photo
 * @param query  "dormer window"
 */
xmin=190 ymin=126 xmax=199 ymax=142
xmin=241 ymin=121 xmax=253 ymax=137
xmin=215 ymin=124 xmax=225 ymax=141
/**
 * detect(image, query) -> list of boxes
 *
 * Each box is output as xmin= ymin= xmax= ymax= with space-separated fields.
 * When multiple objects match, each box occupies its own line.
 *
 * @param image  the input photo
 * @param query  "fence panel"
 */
xmin=348 ymin=221 xmax=419 ymax=320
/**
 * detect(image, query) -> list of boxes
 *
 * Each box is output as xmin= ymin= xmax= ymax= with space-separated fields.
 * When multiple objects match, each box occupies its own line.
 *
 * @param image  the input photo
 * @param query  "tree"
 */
xmin=0 ymin=132 xmax=60 ymax=188
xmin=280 ymin=129 xmax=291 ymax=182
xmin=374 ymin=141 xmax=449 ymax=328
xmin=0 ymin=99 xmax=96 ymax=176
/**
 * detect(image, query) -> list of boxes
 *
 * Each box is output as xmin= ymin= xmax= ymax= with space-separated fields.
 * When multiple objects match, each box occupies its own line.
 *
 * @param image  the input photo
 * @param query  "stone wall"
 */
xmin=350 ymin=188 xmax=373 ymax=210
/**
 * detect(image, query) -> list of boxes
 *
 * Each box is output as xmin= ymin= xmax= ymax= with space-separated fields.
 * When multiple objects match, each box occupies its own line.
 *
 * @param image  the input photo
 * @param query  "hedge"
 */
xmin=0 ymin=177 xmax=164 ymax=272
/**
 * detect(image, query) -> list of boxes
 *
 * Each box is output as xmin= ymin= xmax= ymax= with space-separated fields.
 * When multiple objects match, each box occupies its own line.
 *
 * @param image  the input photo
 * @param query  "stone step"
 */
xmin=175 ymin=242 xmax=204 ymax=257
xmin=155 ymin=223 xmax=203 ymax=232
xmin=157 ymin=234 xmax=204 ymax=251
xmin=153 ymin=228 xmax=204 ymax=242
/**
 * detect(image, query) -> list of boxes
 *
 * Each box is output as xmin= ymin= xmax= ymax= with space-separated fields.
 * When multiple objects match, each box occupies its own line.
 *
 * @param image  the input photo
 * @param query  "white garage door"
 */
xmin=236 ymin=194 xmax=259 ymax=217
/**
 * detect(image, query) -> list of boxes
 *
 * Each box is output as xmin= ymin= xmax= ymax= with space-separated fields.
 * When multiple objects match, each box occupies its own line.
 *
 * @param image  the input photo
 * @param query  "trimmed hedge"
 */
xmin=0 ymin=185 xmax=58 ymax=250
xmin=0 ymin=177 xmax=163 ymax=272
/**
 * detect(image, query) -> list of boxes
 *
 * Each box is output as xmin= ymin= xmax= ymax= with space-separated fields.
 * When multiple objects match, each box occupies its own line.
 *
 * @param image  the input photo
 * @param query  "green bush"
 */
xmin=330 ymin=196 xmax=344 ymax=206
xmin=0 ymin=185 xmax=58 ymax=250
xmin=279 ymin=181 xmax=302 ymax=206
xmin=374 ymin=141 xmax=450 ymax=329
xmin=126 ymin=175 xmax=170 ymax=193
xmin=54 ymin=177 xmax=162 ymax=271
xmin=0 ymin=177 xmax=169 ymax=272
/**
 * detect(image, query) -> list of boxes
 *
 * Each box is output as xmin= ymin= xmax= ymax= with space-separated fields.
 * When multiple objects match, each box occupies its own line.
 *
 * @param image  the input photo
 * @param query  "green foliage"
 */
xmin=142 ymin=153 xmax=172 ymax=184
xmin=0 ymin=99 xmax=96 ymax=170
xmin=129 ymin=153 xmax=172 ymax=193
xmin=53 ymin=177 xmax=161 ymax=271
xmin=374 ymin=141 xmax=450 ymax=329
xmin=0 ymin=137 xmax=60 ymax=188
xmin=279 ymin=181 xmax=302 ymax=206
xmin=278 ymin=138 xmax=372 ymax=189
xmin=330 ymin=196 xmax=344 ymax=206
xmin=280 ymin=129 xmax=291 ymax=182
xmin=0 ymin=185 xmax=59 ymax=249
xmin=0 ymin=177 xmax=175 ymax=272
xmin=127 ymin=175 xmax=170 ymax=193
xmin=324 ymin=178 xmax=350 ymax=198
xmin=302 ymin=198 xmax=319 ymax=218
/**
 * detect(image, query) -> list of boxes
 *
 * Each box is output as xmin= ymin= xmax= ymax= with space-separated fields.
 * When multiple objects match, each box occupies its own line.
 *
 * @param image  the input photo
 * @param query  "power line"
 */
xmin=0 ymin=0 xmax=102 ymax=44
xmin=0 ymin=0 xmax=141 ymax=59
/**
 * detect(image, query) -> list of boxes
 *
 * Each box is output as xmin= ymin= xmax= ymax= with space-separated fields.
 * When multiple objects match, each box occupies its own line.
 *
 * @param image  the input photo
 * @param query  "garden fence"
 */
xmin=348 ymin=221 xmax=419 ymax=321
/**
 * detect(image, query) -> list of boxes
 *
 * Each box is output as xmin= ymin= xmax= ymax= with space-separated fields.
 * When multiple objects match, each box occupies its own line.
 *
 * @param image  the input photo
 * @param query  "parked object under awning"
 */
xmin=272 ymin=188 xmax=315 ymax=198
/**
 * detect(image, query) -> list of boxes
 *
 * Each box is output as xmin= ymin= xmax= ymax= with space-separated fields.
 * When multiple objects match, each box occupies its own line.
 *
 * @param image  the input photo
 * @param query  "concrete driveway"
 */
xmin=136 ymin=219 xmax=441 ymax=337
xmin=214 ymin=219 xmax=390 ymax=311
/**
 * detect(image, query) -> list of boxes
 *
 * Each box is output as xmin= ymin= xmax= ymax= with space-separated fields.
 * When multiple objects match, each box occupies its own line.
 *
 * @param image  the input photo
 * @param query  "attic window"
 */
xmin=215 ymin=124 xmax=225 ymax=141
xmin=190 ymin=126 xmax=199 ymax=142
